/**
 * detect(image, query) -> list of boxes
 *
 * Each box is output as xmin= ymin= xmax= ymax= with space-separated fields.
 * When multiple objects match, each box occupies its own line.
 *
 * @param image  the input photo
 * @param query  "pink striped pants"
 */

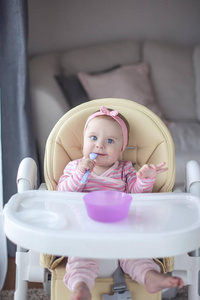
xmin=64 ymin=257 xmax=160 ymax=291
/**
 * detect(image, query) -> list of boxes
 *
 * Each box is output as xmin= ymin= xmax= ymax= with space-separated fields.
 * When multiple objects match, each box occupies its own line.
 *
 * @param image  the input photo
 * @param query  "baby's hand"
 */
xmin=78 ymin=158 xmax=95 ymax=173
xmin=137 ymin=162 xmax=168 ymax=179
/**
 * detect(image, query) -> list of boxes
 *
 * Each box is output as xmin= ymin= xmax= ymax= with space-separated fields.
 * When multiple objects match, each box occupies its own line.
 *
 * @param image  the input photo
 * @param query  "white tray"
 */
xmin=4 ymin=190 xmax=200 ymax=259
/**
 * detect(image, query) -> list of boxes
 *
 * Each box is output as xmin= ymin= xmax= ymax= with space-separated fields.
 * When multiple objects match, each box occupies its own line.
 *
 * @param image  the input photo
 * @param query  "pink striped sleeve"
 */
xmin=56 ymin=160 xmax=85 ymax=192
xmin=128 ymin=177 xmax=155 ymax=193
xmin=124 ymin=162 xmax=155 ymax=193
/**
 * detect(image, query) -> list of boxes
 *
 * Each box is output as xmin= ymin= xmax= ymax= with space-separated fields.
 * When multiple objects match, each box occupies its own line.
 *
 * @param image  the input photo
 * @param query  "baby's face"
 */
xmin=83 ymin=117 xmax=123 ymax=169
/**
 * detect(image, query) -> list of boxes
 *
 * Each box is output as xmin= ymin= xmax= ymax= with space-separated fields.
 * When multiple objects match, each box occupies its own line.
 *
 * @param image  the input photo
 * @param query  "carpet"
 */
xmin=0 ymin=288 xmax=50 ymax=300
xmin=0 ymin=287 xmax=188 ymax=300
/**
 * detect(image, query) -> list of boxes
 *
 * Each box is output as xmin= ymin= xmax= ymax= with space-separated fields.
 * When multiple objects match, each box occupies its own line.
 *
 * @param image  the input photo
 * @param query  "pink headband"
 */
xmin=84 ymin=106 xmax=128 ymax=151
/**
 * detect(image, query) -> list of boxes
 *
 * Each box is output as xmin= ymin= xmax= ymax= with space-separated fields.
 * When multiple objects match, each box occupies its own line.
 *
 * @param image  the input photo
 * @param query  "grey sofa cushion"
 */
xmin=143 ymin=41 xmax=196 ymax=121
xmin=168 ymin=121 xmax=200 ymax=184
xmin=60 ymin=41 xmax=141 ymax=75
xmin=169 ymin=122 xmax=200 ymax=151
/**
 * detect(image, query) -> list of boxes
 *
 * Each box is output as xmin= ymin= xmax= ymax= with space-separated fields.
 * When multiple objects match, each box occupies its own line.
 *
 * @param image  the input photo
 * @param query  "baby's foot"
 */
xmin=71 ymin=282 xmax=91 ymax=300
xmin=144 ymin=270 xmax=183 ymax=294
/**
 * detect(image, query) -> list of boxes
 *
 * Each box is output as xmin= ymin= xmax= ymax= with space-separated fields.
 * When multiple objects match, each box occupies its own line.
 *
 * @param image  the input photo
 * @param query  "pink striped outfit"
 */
xmin=57 ymin=159 xmax=160 ymax=291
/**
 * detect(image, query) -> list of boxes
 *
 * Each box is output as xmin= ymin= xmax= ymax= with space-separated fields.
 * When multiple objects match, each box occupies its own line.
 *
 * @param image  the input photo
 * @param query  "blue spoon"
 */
xmin=81 ymin=153 xmax=98 ymax=184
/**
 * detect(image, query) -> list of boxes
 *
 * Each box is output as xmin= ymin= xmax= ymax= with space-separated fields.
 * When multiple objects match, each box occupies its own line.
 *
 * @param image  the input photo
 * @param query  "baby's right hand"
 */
xmin=78 ymin=158 xmax=95 ymax=173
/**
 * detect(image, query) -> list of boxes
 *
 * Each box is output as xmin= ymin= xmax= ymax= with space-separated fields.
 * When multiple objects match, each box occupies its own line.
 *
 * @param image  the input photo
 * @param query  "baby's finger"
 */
xmin=155 ymin=162 xmax=166 ymax=169
xmin=157 ymin=167 xmax=168 ymax=174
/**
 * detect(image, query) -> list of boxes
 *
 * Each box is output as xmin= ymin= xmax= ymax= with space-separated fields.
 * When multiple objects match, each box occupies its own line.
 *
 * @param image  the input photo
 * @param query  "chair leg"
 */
xmin=14 ymin=246 xmax=28 ymax=300
xmin=188 ymin=283 xmax=200 ymax=300
xmin=177 ymin=160 xmax=200 ymax=300
xmin=188 ymin=249 xmax=200 ymax=300
xmin=14 ymin=246 xmax=46 ymax=300
xmin=173 ymin=251 xmax=200 ymax=300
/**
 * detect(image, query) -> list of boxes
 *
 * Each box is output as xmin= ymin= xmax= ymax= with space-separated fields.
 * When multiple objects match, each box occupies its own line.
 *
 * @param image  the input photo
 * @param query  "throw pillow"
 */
xmin=55 ymin=75 xmax=88 ymax=108
xmin=55 ymin=65 xmax=121 ymax=108
xmin=78 ymin=63 xmax=164 ymax=118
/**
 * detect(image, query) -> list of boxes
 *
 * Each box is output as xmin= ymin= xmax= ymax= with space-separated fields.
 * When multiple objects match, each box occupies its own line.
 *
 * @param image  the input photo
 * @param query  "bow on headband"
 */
xmin=84 ymin=106 xmax=128 ymax=151
xmin=100 ymin=106 xmax=118 ymax=117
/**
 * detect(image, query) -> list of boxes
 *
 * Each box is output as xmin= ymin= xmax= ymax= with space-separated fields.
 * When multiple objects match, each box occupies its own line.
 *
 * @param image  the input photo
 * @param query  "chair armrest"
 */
xmin=17 ymin=158 xmax=37 ymax=192
xmin=185 ymin=160 xmax=200 ymax=194
xmin=38 ymin=183 xmax=47 ymax=190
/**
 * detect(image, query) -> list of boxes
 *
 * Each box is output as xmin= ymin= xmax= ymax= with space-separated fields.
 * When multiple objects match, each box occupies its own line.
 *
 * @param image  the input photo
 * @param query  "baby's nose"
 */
xmin=95 ymin=141 xmax=104 ymax=148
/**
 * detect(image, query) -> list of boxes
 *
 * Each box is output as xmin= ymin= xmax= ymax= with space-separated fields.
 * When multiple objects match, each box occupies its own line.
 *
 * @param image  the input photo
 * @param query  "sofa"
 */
xmin=29 ymin=40 xmax=200 ymax=188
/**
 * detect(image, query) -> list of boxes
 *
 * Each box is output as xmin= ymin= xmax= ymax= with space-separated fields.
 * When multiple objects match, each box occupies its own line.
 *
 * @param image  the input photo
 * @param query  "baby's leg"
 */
xmin=64 ymin=257 xmax=99 ymax=300
xmin=120 ymin=259 xmax=160 ymax=286
xmin=145 ymin=270 xmax=183 ymax=294
xmin=71 ymin=281 xmax=91 ymax=300
xmin=120 ymin=259 xmax=183 ymax=294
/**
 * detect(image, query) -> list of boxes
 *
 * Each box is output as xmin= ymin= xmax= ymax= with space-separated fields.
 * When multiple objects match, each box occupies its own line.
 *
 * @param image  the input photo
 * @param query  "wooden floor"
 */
xmin=3 ymin=257 xmax=43 ymax=290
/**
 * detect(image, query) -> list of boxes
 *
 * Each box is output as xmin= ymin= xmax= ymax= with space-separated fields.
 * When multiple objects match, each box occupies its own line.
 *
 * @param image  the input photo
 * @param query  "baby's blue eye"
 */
xmin=91 ymin=136 xmax=97 ymax=140
xmin=107 ymin=138 xmax=114 ymax=144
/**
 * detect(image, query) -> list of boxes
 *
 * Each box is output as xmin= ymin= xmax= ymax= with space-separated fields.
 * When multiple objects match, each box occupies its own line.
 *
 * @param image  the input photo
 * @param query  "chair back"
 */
xmin=44 ymin=98 xmax=175 ymax=192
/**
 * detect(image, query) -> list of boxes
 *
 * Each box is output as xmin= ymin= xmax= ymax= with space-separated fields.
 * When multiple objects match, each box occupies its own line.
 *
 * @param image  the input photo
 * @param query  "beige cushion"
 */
xmin=60 ymin=41 xmax=141 ymax=75
xmin=44 ymin=98 xmax=175 ymax=192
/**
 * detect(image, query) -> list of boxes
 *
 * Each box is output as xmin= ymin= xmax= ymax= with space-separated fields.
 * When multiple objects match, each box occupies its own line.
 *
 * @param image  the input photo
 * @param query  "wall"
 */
xmin=28 ymin=0 xmax=200 ymax=57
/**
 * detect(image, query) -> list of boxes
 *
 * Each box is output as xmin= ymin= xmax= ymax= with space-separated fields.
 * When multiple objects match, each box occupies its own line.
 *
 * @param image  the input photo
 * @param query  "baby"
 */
xmin=57 ymin=106 xmax=183 ymax=300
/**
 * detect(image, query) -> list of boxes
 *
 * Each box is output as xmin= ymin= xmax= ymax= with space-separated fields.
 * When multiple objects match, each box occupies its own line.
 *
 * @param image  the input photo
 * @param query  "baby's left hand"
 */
xmin=137 ymin=162 xmax=168 ymax=179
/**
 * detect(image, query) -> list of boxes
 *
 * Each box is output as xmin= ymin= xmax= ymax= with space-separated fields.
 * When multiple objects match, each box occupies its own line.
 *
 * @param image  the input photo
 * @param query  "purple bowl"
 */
xmin=83 ymin=191 xmax=132 ymax=222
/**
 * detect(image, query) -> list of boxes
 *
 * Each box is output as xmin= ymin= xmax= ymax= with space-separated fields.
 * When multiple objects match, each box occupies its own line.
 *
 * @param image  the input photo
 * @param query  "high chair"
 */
xmin=3 ymin=98 xmax=200 ymax=300
xmin=42 ymin=97 xmax=174 ymax=300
